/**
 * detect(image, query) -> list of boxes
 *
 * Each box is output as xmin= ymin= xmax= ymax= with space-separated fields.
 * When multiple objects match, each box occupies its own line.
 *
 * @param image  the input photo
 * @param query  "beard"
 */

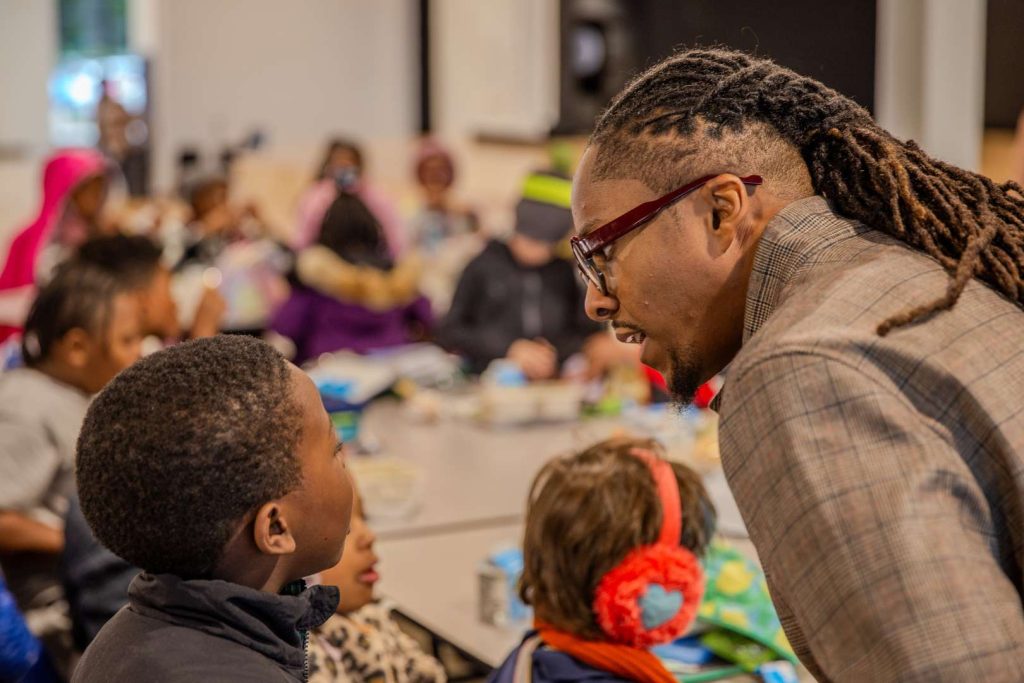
xmin=667 ymin=347 xmax=704 ymax=410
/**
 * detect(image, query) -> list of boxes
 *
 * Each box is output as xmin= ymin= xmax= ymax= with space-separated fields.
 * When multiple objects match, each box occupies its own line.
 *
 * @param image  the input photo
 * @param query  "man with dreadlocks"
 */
xmin=571 ymin=48 xmax=1024 ymax=681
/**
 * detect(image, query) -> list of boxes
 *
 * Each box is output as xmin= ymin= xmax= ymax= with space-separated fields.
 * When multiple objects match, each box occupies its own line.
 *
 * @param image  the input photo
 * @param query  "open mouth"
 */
xmin=358 ymin=559 xmax=380 ymax=585
xmin=614 ymin=329 xmax=647 ymax=345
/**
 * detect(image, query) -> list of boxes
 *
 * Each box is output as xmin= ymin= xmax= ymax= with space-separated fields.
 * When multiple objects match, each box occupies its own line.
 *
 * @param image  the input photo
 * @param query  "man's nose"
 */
xmin=584 ymin=280 xmax=619 ymax=321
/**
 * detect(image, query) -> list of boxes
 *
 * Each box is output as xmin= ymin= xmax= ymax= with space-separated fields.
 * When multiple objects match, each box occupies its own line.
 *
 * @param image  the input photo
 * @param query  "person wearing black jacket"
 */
xmin=438 ymin=171 xmax=609 ymax=379
xmin=71 ymin=336 xmax=354 ymax=682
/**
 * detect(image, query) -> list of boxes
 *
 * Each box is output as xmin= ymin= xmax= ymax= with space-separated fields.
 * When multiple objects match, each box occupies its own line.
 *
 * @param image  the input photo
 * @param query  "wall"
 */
xmin=875 ymin=0 xmax=986 ymax=170
xmin=144 ymin=0 xmax=418 ymax=191
xmin=0 ymin=0 xmax=997 ymax=214
xmin=0 ymin=0 xmax=57 ymax=242
xmin=431 ymin=0 xmax=560 ymax=141
xmin=0 ymin=0 xmax=56 ymax=156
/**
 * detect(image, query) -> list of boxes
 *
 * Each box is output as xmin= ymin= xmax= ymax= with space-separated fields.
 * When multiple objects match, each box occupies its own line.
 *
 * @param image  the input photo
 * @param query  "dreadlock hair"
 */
xmin=591 ymin=48 xmax=1024 ymax=335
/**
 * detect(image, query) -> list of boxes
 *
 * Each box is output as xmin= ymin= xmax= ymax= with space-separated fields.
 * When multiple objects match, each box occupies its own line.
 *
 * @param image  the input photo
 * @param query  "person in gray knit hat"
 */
xmin=437 ymin=170 xmax=621 ymax=379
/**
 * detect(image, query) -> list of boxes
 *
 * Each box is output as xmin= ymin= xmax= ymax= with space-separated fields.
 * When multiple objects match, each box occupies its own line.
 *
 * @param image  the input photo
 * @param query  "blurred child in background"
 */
xmin=0 ymin=150 xmax=113 ymax=342
xmin=437 ymin=170 xmax=622 ymax=380
xmin=408 ymin=140 xmax=477 ymax=252
xmin=0 ymin=260 xmax=142 ymax=672
xmin=272 ymin=191 xmax=431 ymax=365
xmin=166 ymin=175 xmax=266 ymax=269
xmin=294 ymin=138 xmax=406 ymax=257
xmin=76 ymin=234 xmax=225 ymax=344
xmin=407 ymin=140 xmax=484 ymax=315
xmin=164 ymin=175 xmax=286 ymax=334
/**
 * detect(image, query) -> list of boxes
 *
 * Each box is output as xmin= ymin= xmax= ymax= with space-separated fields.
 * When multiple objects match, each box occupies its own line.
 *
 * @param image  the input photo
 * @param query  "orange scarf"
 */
xmin=534 ymin=620 xmax=676 ymax=683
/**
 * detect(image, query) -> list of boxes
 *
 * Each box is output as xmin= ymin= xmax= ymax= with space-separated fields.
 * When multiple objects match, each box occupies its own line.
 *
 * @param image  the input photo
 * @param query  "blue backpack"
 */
xmin=0 ymin=574 xmax=59 ymax=682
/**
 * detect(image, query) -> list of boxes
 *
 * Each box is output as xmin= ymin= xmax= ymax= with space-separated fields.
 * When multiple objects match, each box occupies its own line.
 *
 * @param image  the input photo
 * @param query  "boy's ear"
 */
xmin=252 ymin=501 xmax=297 ymax=556
xmin=61 ymin=328 xmax=93 ymax=369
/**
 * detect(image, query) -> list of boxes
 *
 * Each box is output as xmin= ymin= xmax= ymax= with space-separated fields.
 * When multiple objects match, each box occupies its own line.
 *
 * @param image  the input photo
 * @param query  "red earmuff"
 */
xmin=592 ymin=448 xmax=704 ymax=648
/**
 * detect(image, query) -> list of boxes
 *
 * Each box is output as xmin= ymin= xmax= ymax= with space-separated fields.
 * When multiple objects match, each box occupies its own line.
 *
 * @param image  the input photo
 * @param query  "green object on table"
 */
xmin=661 ymin=540 xmax=797 ymax=681
xmin=582 ymin=395 xmax=622 ymax=417
xmin=700 ymin=630 xmax=777 ymax=672
xmin=696 ymin=540 xmax=797 ymax=666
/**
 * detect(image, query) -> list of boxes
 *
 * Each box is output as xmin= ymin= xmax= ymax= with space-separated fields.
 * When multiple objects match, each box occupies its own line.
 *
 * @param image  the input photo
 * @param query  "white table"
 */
xmin=357 ymin=400 xmax=748 ymax=540
xmin=357 ymin=400 xmax=620 ymax=539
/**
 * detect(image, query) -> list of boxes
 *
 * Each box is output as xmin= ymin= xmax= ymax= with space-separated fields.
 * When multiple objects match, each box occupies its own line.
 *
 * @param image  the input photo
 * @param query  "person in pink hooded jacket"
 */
xmin=293 ymin=138 xmax=406 ymax=257
xmin=0 ymin=149 xmax=111 ymax=342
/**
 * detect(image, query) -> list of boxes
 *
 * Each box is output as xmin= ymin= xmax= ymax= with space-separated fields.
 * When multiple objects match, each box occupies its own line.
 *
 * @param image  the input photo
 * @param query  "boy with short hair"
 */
xmin=72 ymin=335 xmax=354 ymax=682
xmin=0 ymin=261 xmax=142 ymax=609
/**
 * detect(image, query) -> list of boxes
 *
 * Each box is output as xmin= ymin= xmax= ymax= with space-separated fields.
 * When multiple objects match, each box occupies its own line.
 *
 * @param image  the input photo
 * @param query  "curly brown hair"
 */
xmin=519 ymin=437 xmax=715 ymax=640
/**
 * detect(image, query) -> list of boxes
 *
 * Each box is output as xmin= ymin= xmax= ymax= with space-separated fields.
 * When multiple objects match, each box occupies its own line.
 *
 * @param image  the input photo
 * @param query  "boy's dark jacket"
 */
xmin=72 ymin=572 xmax=338 ymax=682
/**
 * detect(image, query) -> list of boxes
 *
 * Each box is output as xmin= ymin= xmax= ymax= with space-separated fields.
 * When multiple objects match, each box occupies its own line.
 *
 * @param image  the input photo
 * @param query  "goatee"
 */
xmin=668 ymin=348 xmax=703 ymax=411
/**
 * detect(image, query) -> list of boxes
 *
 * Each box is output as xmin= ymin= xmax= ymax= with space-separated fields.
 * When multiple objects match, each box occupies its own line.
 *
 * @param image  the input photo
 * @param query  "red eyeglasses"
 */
xmin=570 ymin=174 xmax=763 ymax=294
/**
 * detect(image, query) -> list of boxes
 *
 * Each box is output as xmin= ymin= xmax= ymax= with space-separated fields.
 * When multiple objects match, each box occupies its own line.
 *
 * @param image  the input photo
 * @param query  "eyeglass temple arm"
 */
xmin=574 ymin=174 xmax=763 ymax=255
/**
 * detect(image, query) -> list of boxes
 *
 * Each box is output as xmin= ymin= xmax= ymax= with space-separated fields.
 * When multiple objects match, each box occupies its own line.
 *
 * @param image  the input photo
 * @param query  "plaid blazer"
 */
xmin=717 ymin=196 xmax=1024 ymax=682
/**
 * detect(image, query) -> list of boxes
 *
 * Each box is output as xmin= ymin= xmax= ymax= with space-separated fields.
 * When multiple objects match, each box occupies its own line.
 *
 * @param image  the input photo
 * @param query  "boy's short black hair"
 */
xmin=21 ymin=260 xmax=128 ymax=368
xmin=75 ymin=234 xmax=164 ymax=291
xmin=76 ymin=335 xmax=303 ymax=578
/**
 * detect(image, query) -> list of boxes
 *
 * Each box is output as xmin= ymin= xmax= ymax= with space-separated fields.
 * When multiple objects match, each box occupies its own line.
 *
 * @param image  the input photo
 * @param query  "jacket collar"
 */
xmin=710 ymin=195 xmax=868 ymax=413
xmin=128 ymin=573 xmax=339 ymax=673
xmin=742 ymin=195 xmax=871 ymax=342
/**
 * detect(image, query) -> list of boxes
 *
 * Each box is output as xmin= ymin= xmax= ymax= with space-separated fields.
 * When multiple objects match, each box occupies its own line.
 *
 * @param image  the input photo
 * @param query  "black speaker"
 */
xmin=985 ymin=0 xmax=1024 ymax=128
xmin=552 ymin=0 xmax=637 ymax=135
xmin=552 ymin=0 xmax=876 ymax=135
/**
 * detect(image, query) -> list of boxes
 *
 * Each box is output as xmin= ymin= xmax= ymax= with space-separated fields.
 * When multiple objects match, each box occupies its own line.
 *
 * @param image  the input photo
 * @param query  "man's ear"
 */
xmin=699 ymin=174 xmax=751 ymax=256
xmin=252 ymin=501 xmax=297 ymax=556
